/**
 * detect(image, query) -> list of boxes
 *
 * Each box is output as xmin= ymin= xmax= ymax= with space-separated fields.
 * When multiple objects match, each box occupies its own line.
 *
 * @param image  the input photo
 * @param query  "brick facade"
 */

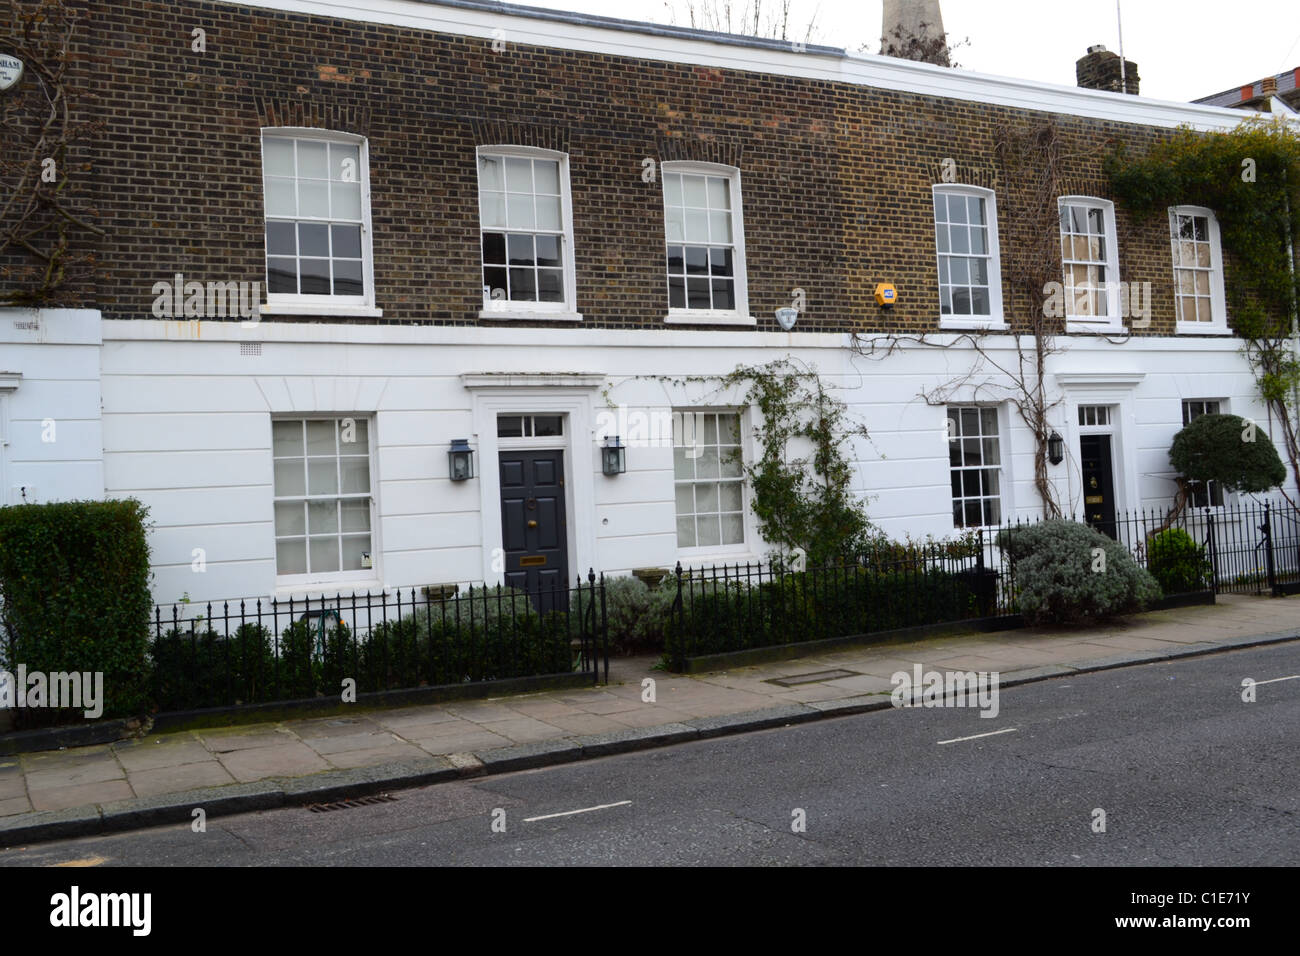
xmin=1 ymin=0 xmax=1230 ymax=337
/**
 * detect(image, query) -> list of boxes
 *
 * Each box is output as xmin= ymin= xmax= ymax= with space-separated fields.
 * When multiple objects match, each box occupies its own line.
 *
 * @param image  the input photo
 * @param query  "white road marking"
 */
xmin=1249 ymin=675 xmax=1300 ymax=686
xmin=937 ymin=727 xmax=1018 ymax=745
xmin=524 ymin=800 xmax=632 ymax=822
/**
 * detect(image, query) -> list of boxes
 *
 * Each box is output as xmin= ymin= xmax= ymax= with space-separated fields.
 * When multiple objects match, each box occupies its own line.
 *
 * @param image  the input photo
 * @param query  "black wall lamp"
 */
xmin=601 ymin=435 xmax=626 ymax=476
xmin=448 ymin=438 xmax=475 ymax=481
xmin=1047 ymin=430 xmax=1064 ymax=466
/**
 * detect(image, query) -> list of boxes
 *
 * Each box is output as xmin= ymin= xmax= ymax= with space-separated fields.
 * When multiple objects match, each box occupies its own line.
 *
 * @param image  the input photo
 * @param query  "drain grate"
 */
xmin=767 ymin=668 xmax=860 ymax=687
xmin=308 ymin=793 xmax=397 ymax=813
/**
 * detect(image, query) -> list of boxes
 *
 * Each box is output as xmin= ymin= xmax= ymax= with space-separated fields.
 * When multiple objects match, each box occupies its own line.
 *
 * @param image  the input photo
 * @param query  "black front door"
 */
xmin=1079 ymin=435 xmax=1117 ymax=538
xmin=499 ymin=450 xmax=568 ymax=608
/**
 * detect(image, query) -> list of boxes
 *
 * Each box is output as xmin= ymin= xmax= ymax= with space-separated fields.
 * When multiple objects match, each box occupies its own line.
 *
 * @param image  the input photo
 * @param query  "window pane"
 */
xmin=504 ymin=157 xmax=532 ymax=192
xmin=684 ymin=246 xmax=708 ymax=275
xmin=264 ymin=138 xmax=295 ymax=177
xmin=535 ymin=235 xmax=561 ymax=268
xmin=673 ymin=446 xmax=694 ymax=480
xmin=707 ymin=176 xmax=730 ymax=209
xmin=341 ymin=535 xmax=370 ymax=571
xmin=507 ymin=234 xmax=535 ymax=266
xmin=536 ymin=195 xmax=562 ymax=232
xmin=675 ymin=484 xmax=694 ymax=514
xmin=308 ymin=458 xmax=338 ymax=495
xmin=949 ymin=196 xmax=968 ymax=224
xmin=480 ymin=192 xmax=506 ymax=229
xmin=533 ymin=160 xmax=560 ymax=194
xmin=333 ymin=260 xmax=363 ymax=296
xmin=309 ymin=536 xmax=340 ymax=573
xmin=509 ymin=267 xmax=536 ymax=301
xmin=709 ymin=210 xmax=732 ymax=244
xmin=298 ymin=223 xmax=330 ymax=258
xmin=298 ymin=180 xmax=329 ymax=218
xmin=332 ymin=225 xmax=362 ymax=260
xmin=506 ymin=194 xmax=535 ymax=230
xmin=482 ymin=232 xmax=507 ymax=264
xmin=537 ymin=269 xmax=564 ymax=302
xmin=664 ymin=173 xmax=682 ymax=207
xmin=478 ymin=156 xmax=504 ymax=191
xmin=676 ymin=516 xmax=696 ymax=548
xmin=331 ymin=182 xmax=362 ymax=220
xmin=533 ymin=415 xmax=563 ymax=437
xmin=668 ymin=277 xmax=685 ymax=309
xmin=265 ymin=178 xmax=296 ymax=217
xmin=665 ymin=210 xmax=685 ymax=243
xmin=483 ymin=267 xmax=508 ymax=301
xmin=967 ymin=197 xmax=984 ymax=225
xmin=308 ymin=500 xmax=338 ymax=535
xmin=340 ymin=457 xmax=370 ymax=493
xmin=696 ymin=515 xmax=721 ymax=547
xmin=277 ymin=538 xmax=307 ymax=575
xmin=719 ymin=482 xmax=743 ymax=511
xmin=711 ymin=278 xmax=735 ymax=310
xmin=273 ymin=459 xmax=305 ymax=497
xmin=683 ymin=175 xmax=707 ymax=206
xmin=273 ymin=420 xmax=303 ymax=457
xmin=267 ymin=221 xmax=296 ymax=256
xmin=721 ymin=513 xmax=744 ymax=544
xmin=267 ymin=257 xmax=297 ymax=294
xmin=687 ymin=277 xmax=711 ymax=310
xmin=685 ymin=209 xmax=709 ymax=243
xmin=695 ymin=481 xmax=719 ymax=513
xmin=297 ymin=141 xmax=328 ymax=179
xmin=274 ymin=501 xmax=306 ymax=536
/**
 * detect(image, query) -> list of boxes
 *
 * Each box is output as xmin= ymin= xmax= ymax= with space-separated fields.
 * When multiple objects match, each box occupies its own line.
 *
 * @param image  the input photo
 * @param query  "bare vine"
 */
xmin=0 ymin=0 xmax=103 ymax=305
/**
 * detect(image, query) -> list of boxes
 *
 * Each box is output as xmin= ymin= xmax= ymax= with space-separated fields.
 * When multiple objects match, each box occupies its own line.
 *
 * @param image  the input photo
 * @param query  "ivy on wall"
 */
xmin=1106 ymin=116 xmax=1300 ymax=511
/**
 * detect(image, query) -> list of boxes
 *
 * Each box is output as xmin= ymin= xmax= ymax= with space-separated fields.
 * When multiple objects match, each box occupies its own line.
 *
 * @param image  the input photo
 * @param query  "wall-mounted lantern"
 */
xmin=601 ymin=435 xmax=626 ymax=476
xmin=448 ymin=438 xmax=475 ymax=481
xmin=1047 ymin=430 xmax=1064 ymax=466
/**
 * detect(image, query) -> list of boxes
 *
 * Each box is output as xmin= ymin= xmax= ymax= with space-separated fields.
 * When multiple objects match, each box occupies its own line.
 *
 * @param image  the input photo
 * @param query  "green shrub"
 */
xmin=0 ymin=499 xmax=152 ymax=723
xmin=1147 ymin=528 xmax=1212 ymax=595
xmin=996 ymin=520 xmax=1160 ymax=625
xmin=1169 ymin=413 xmax=1286 ymax=494
xmin=600 ymin=575 xmax=654 ymax=656
xmin=149 ymin=622 xmax=275 ymax=710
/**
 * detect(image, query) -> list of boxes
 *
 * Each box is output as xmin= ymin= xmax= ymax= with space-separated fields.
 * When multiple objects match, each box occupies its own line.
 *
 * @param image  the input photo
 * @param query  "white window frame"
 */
xmin=947 ymin=404 xmax=1007 ymax=530
xmin=476 ymin=145 xmax=582 ymax=323
xmin=1169 ymin=205 xmax=1230 ymax=335
xmin=1181 ymin=398 xmax=1229 ymax=508
xmin=662 ymin=161 xmax=754 ymax=327
xmin=1059 ymin=196 xmax=1123 ymax=332
xmin=259 ymin=128 xmax=381 ymax=318
xmin=672 ymin=408 xmax=750 ymax=557
xmin=271 ymin=415 xmax=378 ymax=590
xmin=933 ymin=184 xmax=1005 ymax=330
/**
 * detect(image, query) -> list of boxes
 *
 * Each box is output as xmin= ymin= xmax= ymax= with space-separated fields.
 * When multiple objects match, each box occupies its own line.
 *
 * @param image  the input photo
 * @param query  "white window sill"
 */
xmin=259 ymin=303 xmax=383 ymax=318
xmin=273 ymin=580 xmax=388 ymax=603
xmin=663 ymin=311 xmax=757 ymax=327
xmin=939 ymin=317 xmax=1008 ymax=331
xmin=1175 ymin=323 xmax=1233 ymax=335
xmin=1066 ymin=320 xmax=1127 ymax=335
xmin=677 ymin=550 xmax=761 ymax=570
xmin=478 ymin=309 xmax=583 ymax=322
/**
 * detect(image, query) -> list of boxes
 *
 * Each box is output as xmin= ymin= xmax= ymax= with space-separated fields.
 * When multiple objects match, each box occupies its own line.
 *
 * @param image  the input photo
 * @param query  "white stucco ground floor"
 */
xmin=2 ymin=308 xmax=1295 ymax=607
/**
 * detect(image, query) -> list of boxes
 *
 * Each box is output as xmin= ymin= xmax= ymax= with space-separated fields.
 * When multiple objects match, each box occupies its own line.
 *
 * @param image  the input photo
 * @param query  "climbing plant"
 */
xmin=0 ymin=0 xmax=103 ymax=305
xmin=1107 ymin=116 xmax=1300 ymax=512
xmin=717 ymin=359 xmax=873 ymax=566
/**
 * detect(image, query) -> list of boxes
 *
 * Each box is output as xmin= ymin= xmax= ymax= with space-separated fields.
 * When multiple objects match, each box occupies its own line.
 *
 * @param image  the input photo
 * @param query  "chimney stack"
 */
xmin=1076 ymin=44 xmax=1140 ymax=95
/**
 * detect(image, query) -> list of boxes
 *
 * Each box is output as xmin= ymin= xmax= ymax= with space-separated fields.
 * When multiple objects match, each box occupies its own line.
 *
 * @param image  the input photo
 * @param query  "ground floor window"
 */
xmin=271 ymin=416 xmax=373 ymax=578
xmin=1182 ymin=399 xmax=1226 ymax=507
xmin=948 ymin=406 xmax=1002 ymax=528
xmin=673 ymin=410 xmax=745 ymax=549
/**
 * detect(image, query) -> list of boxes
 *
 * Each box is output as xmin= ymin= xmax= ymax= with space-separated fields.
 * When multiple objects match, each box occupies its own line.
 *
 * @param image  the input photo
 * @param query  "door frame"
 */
xmin=1054 ymin=373 xmax=1143 ymax=520
xmin=465 ymin=378 xmax=600 ymax=586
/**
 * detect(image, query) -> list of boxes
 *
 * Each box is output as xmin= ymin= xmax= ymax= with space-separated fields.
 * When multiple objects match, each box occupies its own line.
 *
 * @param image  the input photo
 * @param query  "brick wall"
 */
xmin=0 ymin=0 xmax=1226 ymax=337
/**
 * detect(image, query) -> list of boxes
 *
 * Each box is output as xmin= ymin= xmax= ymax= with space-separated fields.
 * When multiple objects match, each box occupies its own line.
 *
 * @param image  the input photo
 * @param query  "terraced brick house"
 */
xmin=1 ymin=0 xmax=1295 ymax=606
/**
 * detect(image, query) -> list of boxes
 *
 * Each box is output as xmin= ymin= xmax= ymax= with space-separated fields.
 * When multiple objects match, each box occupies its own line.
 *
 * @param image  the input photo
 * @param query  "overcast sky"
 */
xmin=517 ymin=0 xmax=1300 ymax=103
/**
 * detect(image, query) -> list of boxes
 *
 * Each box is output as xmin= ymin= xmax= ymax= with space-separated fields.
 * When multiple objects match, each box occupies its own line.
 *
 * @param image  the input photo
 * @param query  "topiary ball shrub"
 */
xmin=1169 ymin=413 xmax=1287 ymax=494
xmin=996 ymin=519 xmax=1159 ymax=625
xmin=1147 ymin=528 xmax=1212 ymax=595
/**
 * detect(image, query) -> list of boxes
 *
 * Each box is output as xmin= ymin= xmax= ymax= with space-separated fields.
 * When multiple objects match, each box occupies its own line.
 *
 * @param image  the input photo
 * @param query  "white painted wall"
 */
xmin=98 ymin=320 xmax=1296 ymax=607
xmin=0 ymin=309 xmax=105 ymax=506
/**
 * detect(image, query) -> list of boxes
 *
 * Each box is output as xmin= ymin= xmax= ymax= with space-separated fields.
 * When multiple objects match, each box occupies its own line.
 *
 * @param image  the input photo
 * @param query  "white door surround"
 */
xmin=463 ymin=373 xmax=603 ymax=586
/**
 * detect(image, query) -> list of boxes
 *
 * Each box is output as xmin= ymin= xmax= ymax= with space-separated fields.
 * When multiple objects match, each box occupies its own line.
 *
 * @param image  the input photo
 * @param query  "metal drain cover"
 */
xmin=308 ymin=793 xmax=398 ymax=813
xmin=767 ymin=669 xmax=860 ymax=687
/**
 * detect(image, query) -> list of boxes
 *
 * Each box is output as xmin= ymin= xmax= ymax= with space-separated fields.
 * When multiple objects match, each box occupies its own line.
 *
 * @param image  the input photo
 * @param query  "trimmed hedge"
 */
xmin=0 ymin=499 xmax=152 ymax=724
xmin=664 ymin=565 xmax=979 ymax=662
xmin=1147 ymin=528 xmax=1212 ymax=595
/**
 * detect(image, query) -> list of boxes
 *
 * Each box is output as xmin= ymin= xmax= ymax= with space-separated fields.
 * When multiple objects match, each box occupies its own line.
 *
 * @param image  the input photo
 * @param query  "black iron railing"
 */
xmin=150 ymin=573 xmax=608 ymax=711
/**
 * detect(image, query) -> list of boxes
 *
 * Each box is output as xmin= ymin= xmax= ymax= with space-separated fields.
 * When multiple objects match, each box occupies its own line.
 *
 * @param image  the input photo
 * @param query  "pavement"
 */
xmin=0 ymin=592 xmax=1296 ymax=847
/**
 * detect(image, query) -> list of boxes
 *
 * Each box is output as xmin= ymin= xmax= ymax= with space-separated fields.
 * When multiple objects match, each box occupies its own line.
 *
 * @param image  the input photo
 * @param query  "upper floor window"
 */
xmin=477 ymin=147 xmax=579 ymax=320
xmin=933 ymin=185 xmax=1003 ymax=328
xmin=1059 ymin=197 xmax=1121 ymax=330
xmin=1169 ymin=206 xmax=1228 ymax=334
xmin=262 ymin=130 xmax=377 ymax=315
xmin=662 ymin=163 xmax=751 ymax=326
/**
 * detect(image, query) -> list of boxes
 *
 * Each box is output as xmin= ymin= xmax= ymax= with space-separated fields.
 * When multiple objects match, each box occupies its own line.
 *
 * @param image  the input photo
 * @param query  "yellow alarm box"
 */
xmin=875 ymin=283 xmax=897 ymax=306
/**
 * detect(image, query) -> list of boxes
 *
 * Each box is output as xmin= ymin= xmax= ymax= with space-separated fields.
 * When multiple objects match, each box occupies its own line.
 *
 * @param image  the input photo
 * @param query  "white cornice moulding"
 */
xmin=460 ymin=372 xmax=605 ymax=389
xmin=1053 ymin=372 xmax=1147 ymax=386
xmin=225 ymin=0 xmax=1259 ymax=132
xmin=0 ymin=372 xmax=22 ymax=391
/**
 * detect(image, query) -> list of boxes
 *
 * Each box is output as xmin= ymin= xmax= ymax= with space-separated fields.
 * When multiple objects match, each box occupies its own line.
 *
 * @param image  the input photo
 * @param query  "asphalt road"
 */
xmin=2 ymin=642 xmax=1298 ymax=866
